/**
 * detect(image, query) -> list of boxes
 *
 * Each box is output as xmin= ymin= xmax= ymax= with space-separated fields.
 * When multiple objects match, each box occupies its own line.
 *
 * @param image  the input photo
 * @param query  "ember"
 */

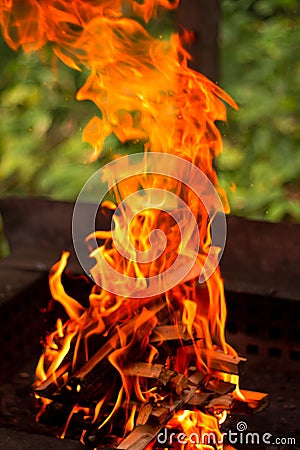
xmin=0 ymin=1 xmax=269 ymax=449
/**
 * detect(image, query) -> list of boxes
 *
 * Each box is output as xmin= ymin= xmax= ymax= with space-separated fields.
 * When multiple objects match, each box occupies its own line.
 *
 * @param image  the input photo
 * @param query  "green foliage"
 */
xmin=0 ymin=40 xmax=98 ymax=200
xmin=218 ymin=0 xmax=300 ymax=221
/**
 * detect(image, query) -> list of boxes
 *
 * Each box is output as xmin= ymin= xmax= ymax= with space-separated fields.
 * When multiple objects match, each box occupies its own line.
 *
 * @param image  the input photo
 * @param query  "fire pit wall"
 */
xmin=0 ymin=198 xmax=299 ymax=448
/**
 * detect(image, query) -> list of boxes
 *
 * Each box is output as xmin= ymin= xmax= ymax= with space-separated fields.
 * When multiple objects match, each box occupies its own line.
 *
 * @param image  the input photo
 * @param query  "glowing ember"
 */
xmin=0 ymin=0 xmax=259 ymax=448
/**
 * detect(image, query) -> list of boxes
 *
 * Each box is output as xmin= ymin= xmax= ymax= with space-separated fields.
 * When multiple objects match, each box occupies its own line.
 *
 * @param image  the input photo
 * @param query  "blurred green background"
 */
xmin=218 ymin=0 xmax=300 ymax=222
xmin=0 ymin=0 xmax=299 ymax=257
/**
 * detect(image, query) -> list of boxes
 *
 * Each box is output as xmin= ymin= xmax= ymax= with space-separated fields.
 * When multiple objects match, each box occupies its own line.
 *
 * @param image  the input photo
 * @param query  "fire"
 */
xmin=0 ymin=0 xmax=240 ymax=448
xmin=167 ymin=409 xmax=223 ymax=449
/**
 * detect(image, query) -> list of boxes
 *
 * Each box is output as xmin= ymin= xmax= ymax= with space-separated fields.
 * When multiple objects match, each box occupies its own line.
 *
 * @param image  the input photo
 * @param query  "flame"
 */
xmin=0 ymin=0 xmax=240 ymax=447
xmin=167 ymin=409 xmax=223 ymax=450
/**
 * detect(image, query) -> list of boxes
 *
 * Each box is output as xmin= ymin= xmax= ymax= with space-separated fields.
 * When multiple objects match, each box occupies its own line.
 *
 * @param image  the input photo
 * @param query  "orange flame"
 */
xmin=167 ymin=409 xmax=224 ymax=450
xmin=0 ymin=0 xmax=239 ymax=446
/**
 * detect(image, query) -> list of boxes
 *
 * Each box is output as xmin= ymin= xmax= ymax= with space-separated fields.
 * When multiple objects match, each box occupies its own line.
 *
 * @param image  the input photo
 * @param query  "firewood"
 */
xmin=205 ymin=377 xmax=235 ymax=395
xmin=136 ymin=403 xmax=153 ymax=426
xmin=74 ymin=302 xmax=167 ymax=380
xmin=188 ymin=370 xmax=206 ymax=386
xmin=177 ymin=345 xmax=246 ymax=375
xmin=206 ymin=350 xmax=246 ymax=375
xmin=150 ymin=406 xmax=169 ymax=424
xmin=123 ymin=363 xmax=164 ymax=379
xmin=231 ymin=390 xmax=269 ymax=414
xmin=186 ymin=392 xmax=212 ymax=408
xmin=35 ymin=301 xmax=168 ymax=400
xmin=206 ymin=394 xmax=234 ymax=411
xmin=35 ymin=356 xmax=119 ymax=404
xmin=123 ymin=363 xmax=190 ymax=396
xmin=150 ymin=325 xmax=190 ymax=342
xmin=34 ymin=363 xmax=71 ymax=397
xmin=123 ymin=362 xmax=181 ymax=394
xmin=116 ymin=422 xmax=164 ymax=450
xmin=158 ymin=367 xmax=177 ymax=385
xmin=169 ymin=373 xmax=189 ymax=395
xmin=117 ymin=378 xmax=199 ymax=450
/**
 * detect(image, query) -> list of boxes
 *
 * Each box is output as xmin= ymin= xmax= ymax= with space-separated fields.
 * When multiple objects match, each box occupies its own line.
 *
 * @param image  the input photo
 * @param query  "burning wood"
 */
xmin=116 ymin=380 xmax=199 ymax=450
xmin=34 ymin=332 xmax=269 ymax=449
xmin=150 ymin=325 xmax=190 ymax=342
xmin=232 ymin=390 xmax=270 ymax=415
xmin=0 ymin=0 xmax=269 ymax=448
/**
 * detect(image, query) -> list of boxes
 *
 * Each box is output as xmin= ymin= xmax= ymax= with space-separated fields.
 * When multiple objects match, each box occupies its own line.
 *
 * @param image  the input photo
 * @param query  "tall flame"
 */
xmin=0 ymin=0 xmax=239 ymax=447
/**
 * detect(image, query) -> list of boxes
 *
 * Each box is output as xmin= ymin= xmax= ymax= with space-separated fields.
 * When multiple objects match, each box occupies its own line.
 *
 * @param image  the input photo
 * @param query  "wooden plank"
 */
xmin=122 ymin=363 xmax=182 ymax=392
xmin=136 ymin=403 xmax=153 ymax=426
xmin=206 ymin=394 xmax=234 ymax=411
xmin=188 ymin=370 xmax=205 ymax=386
xmin=186 ymin=392 xmax=212 ymax=408
xmin=232 ymin=390 xmax=269 ymax=415
xmin=209 ymin=351 xmax=246 ymax=375
xmin=158 ymin=368 xmax=177 ymax=385
xmin=117 ymin=381 xmax=198 ymax=449
xmin=179 ymin=346 xmax=246 ymax=375
xmin=116 ymin=422 xmax=164 ymax=450
xmin=35 ymin=298 xmax=168 ymax=399
xmin=123 ymin=363 xmax=163 ymax=379
xmin=150 ymin=325 xmax=190 ymax=342
xmin=150 ymin=407 xmax=169 ymax=424
xmin=34 ymin=363 xmax=71 ymax=397
xmin=169 ymin=373 xmax=189 ymax=395
xmin=71 ymin=301 xmax=167 ymax=380
xmin=205 ymin=377 xmax=235 ymax=395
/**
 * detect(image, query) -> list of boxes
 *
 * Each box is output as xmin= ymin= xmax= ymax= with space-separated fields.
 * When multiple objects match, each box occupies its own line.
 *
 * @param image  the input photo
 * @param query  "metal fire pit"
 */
xmin=0 ymin=197 xmax=299 ymax=450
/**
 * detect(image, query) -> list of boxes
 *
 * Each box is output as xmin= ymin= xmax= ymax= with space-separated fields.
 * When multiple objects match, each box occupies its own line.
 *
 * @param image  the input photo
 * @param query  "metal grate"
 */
xmin=225 ymin=291 xmax=300 ymax=364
